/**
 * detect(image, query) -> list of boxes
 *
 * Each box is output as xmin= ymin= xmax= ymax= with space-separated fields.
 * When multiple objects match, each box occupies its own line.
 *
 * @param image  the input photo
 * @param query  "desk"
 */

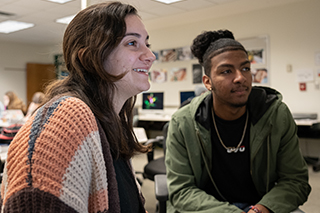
xmin=0 ymin=144 xmax=9 ymax=163
xmin=295 ymin=119 xmax=320 ymax=171
xmin=0 ymin=120 xmax=11 ymax=128
xmin=138 ymin=114 xmax=171 ymax=122
xmin=133 ymin=127 xmax=148 ymax=143
xmin=137 ymin=114 xmax=171 ymax=139
xmin=295 ymin=119 xmax=320 ymax=127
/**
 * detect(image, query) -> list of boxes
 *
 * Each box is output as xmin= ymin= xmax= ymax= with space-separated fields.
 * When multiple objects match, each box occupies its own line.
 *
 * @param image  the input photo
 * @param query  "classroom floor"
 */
xmin=132 ymin=148 xmax=320 ymax=213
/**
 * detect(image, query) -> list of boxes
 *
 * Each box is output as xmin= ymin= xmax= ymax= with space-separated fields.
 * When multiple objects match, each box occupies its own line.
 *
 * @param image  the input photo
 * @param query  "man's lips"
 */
xmin=231 ymin=87 xmax=249 ymax=93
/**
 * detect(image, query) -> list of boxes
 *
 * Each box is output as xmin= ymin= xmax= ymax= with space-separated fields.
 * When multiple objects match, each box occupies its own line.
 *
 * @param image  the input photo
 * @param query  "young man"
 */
xmin=165 ymin=30 xmax=311 ymax=213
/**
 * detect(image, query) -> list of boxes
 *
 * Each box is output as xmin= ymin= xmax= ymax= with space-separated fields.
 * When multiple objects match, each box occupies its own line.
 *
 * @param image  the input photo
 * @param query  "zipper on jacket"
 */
xmin=196 ymin=129 xmax=227 ymax=201
xmin=266 ymin=134 xmax=271 ymax=193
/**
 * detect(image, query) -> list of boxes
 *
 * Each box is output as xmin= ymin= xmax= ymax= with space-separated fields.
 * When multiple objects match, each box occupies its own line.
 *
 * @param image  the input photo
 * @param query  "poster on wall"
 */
xmin=176 ymin=46 xmax=194 ymax=61
xmin=239 ymin=36 xmax=269 ymax=84
xmin=160 ymin=49 xmax=177 ymax=62
xmin=248 ymin=49 xmax=264 ymax=64
xmin=54 ymin=54 xmax=68 ymax=79
xmin=252 ymin=68 xmax=268 ymax=83
xmin=150 ymin=69 xmax=167 ymax=83
xmin=170 ymin=67 xmax=187 ymax=81
xmin=192 ymin=64 xmax=203 ymax=84
xmin=153 ymin=51 xmax=160 ymax=63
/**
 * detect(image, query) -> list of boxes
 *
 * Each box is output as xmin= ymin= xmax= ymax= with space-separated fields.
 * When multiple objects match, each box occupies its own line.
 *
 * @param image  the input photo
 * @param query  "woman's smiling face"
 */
xmin=106 ymin=14 xmax=155 ymax=100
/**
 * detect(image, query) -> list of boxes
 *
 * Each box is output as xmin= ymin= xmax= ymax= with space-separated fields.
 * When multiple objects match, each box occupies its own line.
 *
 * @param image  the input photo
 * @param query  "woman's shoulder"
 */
xmin=39 ymin=96 xmax=98 ymax=129
xmin=49 ymin=96 xmax=93 ymax=115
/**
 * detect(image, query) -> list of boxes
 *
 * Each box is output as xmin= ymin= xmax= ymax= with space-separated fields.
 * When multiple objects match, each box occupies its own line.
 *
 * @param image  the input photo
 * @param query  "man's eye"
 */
xmin=243 ymin=67 xmax=251 ymax=72
xmin=222 ymin=69 xmax=231 ymax=74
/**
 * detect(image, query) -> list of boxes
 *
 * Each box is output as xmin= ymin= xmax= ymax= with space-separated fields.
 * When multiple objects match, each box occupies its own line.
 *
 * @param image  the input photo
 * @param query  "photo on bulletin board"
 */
xmin=192 ymin=64 xmax=203 ymax=84
xmin=150 ymin=69 xmax=167 ymax=83
xmin=239 ymin=35 xmax=269 ymax=84
xmin=176 ymin=46 xmax=193 ymax=61
xmin=247 ymin=49 xmax=264 ymax=64
xmin=153 ymin=51 xmax=160 ymax=63
xmin=54 ymin=54 xmax=68 ymax=79
xmin=252 ymin=68 xmax=268 ymax=83
xmin=170 ymin=67 xmax=187 ymax=81
xmin=160 ymin=48 xmax=177 ymax=62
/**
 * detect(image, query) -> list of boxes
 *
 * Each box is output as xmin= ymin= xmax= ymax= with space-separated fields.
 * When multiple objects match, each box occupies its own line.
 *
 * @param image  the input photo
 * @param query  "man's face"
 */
xmin=203 ymin=50 xmax=252 ymax=109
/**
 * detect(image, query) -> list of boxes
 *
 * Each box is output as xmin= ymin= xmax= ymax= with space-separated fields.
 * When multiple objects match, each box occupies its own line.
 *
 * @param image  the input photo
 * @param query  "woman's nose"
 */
xmin=140 ymin=47 xmax=156 ymax=64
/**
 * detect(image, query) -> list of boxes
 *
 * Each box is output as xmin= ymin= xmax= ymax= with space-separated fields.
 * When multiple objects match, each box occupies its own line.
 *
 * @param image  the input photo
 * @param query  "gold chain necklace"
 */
xmin=211 ymin=107 xmax=248 ymax=153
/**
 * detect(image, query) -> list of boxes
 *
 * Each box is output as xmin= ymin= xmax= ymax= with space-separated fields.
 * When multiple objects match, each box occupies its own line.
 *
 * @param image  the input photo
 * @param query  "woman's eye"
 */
xmin=146 ymin=43 xmax=151 ymax=48
xmin=128 ymin=41 xmax=137 ymax=46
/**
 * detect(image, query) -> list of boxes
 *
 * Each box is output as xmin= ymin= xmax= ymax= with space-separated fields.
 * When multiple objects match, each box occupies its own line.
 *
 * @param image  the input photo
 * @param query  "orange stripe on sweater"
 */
xmin=31 ymin=98 xmax=98 ymax=196
xmin=88 ymin=188 xmax=109 ymax=213
xmin=2 ymin=118 xmax=34 ymax=204
xmin=2 ymin=97 xmax=98 ymax=204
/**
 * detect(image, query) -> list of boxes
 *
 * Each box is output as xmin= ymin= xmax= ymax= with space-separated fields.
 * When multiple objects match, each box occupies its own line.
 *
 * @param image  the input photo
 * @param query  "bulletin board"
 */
xmin=238 ymin=35 xmax=269 ymax=85
xmin=139 ymin=35 xmax=270 ymax=110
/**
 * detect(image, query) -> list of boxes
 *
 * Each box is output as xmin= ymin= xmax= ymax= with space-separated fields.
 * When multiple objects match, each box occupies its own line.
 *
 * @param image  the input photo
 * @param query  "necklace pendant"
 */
xmin=239 ymin=146 xmax=245 ymax=152
xmin=227 ymin=147 xmax=237 ymax=153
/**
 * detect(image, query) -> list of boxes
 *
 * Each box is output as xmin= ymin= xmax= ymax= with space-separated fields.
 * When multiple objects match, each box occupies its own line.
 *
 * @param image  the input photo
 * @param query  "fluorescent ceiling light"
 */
xmin=46 ymin=0 xmax=73 ymax=3
xmin=153 ymin=0 xmax=184 ymax=4
xmin=56 ymin=15 xmax=76 ymax=24
xmin=0 ymin=20 xmax=34 ymax=34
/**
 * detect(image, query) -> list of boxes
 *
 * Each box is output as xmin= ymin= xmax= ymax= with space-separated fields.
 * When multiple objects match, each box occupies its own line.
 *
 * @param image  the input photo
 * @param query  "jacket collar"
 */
xmin=193 ymin=86 xmax=280 ymax=130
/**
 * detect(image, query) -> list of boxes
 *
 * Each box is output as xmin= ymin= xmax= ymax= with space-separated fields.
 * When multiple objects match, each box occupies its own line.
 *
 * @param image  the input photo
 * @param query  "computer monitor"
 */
xmin=142 ymin=92 xmax=164 ymax=111
xmin=180 ymin=91 xmax=195 ymax=105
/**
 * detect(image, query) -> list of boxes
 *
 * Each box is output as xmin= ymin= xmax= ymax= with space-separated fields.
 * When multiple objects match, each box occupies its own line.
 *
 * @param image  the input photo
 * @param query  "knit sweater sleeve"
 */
xmin=0 ymin=96 xmax=109 ymax=213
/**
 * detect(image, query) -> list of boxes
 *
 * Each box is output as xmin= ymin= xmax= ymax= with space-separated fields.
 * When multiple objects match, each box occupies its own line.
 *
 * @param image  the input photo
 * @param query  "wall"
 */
xmin=0 ymin=41 xmax=61 ymax=105
xmin=137 ymin=0 xmax=320 ymax=117
xmin=0 ymin=0 xmax=319 ymax=117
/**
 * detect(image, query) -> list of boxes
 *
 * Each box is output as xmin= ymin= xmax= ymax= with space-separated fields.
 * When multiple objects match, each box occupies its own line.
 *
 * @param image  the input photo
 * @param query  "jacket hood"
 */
xmin=190 ymin=86 xmax=281 ymax=130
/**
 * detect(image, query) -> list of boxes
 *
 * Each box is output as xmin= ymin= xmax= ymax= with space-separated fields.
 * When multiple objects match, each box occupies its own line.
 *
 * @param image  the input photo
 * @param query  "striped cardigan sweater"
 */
xmin=0 ymin=96 xmax=143 ymax=213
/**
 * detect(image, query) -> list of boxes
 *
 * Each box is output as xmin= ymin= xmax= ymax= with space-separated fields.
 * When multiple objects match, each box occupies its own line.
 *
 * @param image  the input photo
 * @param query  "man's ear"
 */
xmin=202 ymin=75 xmax=212 ymax=91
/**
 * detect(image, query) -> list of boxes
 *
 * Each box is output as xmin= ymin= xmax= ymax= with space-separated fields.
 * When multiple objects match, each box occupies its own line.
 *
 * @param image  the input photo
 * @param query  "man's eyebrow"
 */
xmin=217 ymin=64 xmax=234 ymax=69
xmin=217 ymin=60 xmax=250 ymax=69
xmin=241 ymin=60 xmax=250 ymax=66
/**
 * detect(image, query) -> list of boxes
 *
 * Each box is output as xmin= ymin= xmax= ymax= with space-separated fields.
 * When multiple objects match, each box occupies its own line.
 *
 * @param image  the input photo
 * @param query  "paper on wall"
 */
xmin=296 ymin=69 xmax=314 ymax=82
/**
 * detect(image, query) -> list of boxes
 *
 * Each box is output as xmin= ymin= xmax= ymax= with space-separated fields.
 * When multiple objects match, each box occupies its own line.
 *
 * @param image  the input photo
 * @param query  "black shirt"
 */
xmin=204 ymin=109 xmax=261 ymax=204
xmin=113 ymin=157 xmax=145 ymax=213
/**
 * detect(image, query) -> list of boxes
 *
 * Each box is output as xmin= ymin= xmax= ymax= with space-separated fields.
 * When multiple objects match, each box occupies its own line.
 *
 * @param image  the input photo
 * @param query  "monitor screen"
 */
xmin=142 ymin=92 xmax=164 ymax=110
xmin=180 ymin=91 xmax=195 ymax=105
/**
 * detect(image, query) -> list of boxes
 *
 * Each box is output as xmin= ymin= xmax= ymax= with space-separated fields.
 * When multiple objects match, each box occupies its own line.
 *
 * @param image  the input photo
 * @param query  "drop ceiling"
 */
xmin=0 ymin=0 xmax=304 ymax=45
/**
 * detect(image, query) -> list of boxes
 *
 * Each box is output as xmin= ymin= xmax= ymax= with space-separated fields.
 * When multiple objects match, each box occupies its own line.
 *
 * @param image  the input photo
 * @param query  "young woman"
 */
xmin=1 ymin=2 xmax=155 ymax=212
xmin=3 ymin=91 xmax=27 ymax=115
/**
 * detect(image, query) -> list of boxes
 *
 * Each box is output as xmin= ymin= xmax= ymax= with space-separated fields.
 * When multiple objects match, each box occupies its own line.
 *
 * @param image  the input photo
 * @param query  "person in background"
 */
xmin=3 ymin=91 xmax=27 ymax=115
xmin=0 ymin=101 xmax=4 ymax=117
xmin=165 ymin=29 xmax=310 ymax=213
xmin=23 ymin=91 xmax=45 ymax=121
xmin=1 ymin=1 xmax=155 ymax=212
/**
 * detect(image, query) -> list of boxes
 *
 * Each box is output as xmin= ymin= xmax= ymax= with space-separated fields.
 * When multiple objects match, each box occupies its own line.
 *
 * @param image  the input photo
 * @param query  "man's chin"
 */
xmin=231 ymin=100 xmax=248 ymax=108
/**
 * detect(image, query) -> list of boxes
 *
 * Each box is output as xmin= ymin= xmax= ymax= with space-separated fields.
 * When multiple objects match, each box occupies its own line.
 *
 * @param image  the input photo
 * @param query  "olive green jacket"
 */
xmin=165 ymin=86 xmax=311 ymax=213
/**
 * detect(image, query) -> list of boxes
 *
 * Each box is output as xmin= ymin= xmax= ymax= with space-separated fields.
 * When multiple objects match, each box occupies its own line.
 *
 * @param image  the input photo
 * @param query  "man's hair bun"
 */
xmin=191 ymin=30 xmax=234 ymax=64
